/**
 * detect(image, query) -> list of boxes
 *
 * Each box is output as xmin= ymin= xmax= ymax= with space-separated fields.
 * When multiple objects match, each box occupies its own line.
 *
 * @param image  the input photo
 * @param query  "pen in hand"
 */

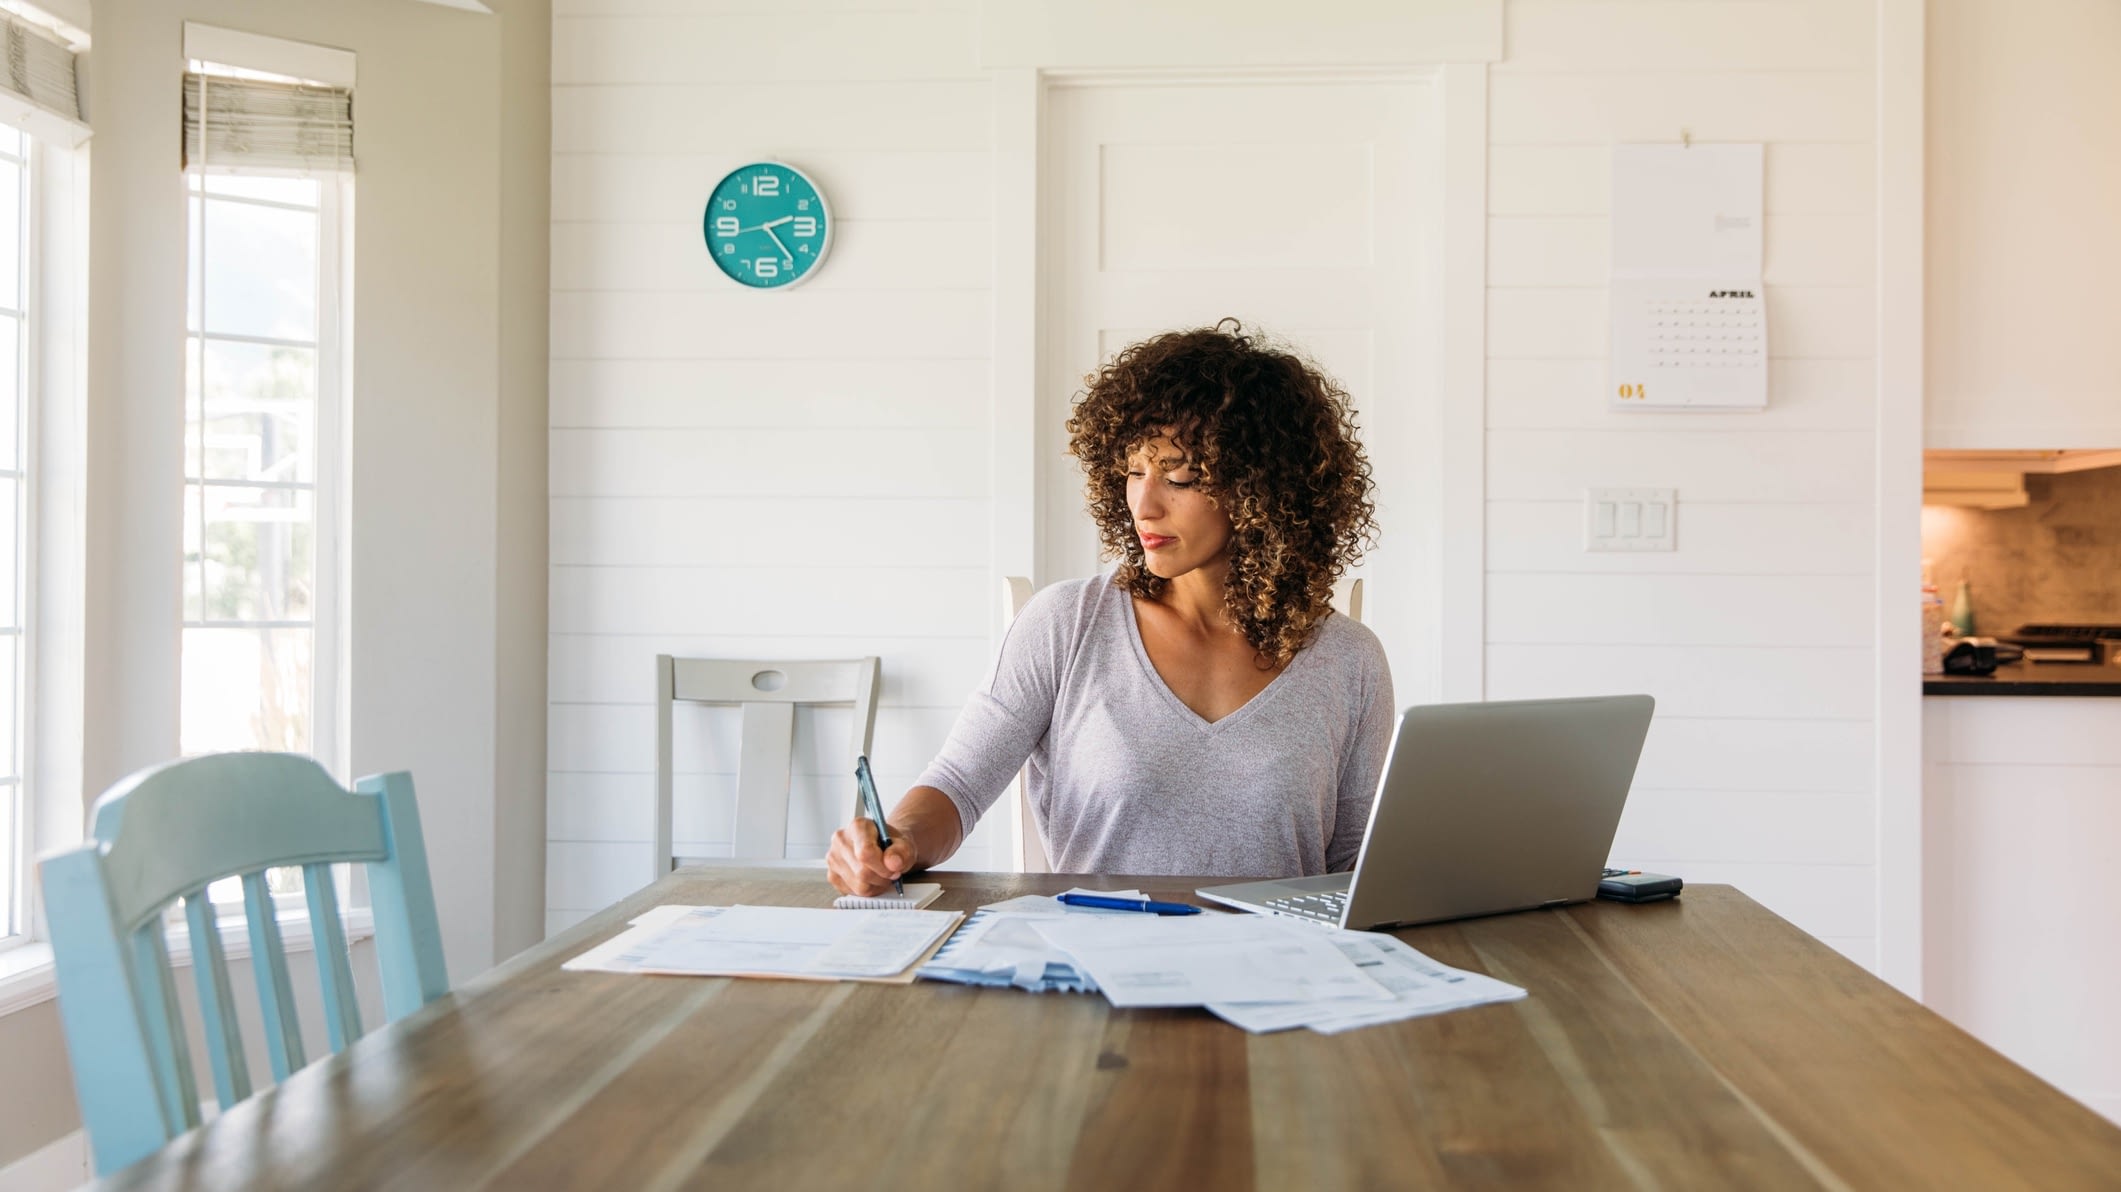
xmin=854 ymin=755 xmax=902 ymax=895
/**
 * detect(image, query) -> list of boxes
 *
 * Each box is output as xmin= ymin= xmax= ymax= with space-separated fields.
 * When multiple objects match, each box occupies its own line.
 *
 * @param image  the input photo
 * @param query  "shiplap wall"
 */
xmin=548 ymin=0 xmax=1889 ymax=961
xmin=545 ymin=0 xmax=1006 ymax=934
xmin=1483 ymin=0 xmax=1879 ymax=967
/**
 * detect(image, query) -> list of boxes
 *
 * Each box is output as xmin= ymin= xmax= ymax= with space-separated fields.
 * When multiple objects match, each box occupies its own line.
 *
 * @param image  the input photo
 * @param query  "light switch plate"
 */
xmin=1585 ymin=487 xmax=1676 ymax=552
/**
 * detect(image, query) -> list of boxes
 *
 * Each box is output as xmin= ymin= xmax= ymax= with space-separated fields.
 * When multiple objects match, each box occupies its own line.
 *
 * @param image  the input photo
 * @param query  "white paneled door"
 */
xmin=1038 ymin=79 xmax=1438 ymax=689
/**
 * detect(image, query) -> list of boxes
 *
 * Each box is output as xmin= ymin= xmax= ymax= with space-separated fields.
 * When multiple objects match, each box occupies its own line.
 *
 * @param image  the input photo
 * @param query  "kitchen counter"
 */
xmin=1925 ymin=659 xmax=2121 ymax=696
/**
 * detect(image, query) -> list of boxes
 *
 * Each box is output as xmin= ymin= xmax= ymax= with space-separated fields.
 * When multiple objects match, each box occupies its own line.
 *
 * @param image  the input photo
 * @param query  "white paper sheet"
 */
xmin=1208 ymin=932 xmax=1526 ymax=1034
xmin=1611 ymin=143 xmax=1762 ymax=280
xmin=1608 ymin=142 xmax=1768 ymax=411
xmin=979 ymin=893 xmax=1142 ymax=917
xmin=1056 ymin=887 xmax=1147 ymax=902
xmin=568 ymin=904 xmax=959 ymax=980
xmin=920 ymin=909 xmax=1091 ymax=990
xmin=562 ymin=906 xmax=728 ymax=973
xmin=628 ymin=904 xmax=707 ymax=931
xmin=631 ymin=905 xmax=957 ymax=978
xmin=916 ymin=894 xmax=1155 ymax=993
xmin=1031 ymin=914 xmax=1394 ymax=1009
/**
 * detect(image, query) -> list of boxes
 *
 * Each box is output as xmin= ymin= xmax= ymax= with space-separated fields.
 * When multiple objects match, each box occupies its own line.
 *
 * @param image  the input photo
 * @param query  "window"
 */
xmin=0 ymin=128 xmax=27 ymax=949
xmin=179 ymin=168 xmax=344 ymax=766
xmin=179 ymin=42 xmax=353 ymax=910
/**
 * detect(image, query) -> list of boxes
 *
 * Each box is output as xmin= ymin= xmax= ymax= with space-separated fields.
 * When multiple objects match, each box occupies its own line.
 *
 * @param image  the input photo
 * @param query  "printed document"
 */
xmin=566 ymin=904 xmax=960 ymax=981
xmin=1030 ymin=914 xmax=1393 ymax=1009
xmin=1208 ymin=932 xmax=1526 ymax=1034
xmin=916 ymin=893 xmax=1139 ymax=993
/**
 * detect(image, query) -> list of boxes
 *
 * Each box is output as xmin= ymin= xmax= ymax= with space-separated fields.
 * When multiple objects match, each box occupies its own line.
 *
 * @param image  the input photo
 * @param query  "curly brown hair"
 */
xmin=1065 ymin=320 xmax=1378 ymax=668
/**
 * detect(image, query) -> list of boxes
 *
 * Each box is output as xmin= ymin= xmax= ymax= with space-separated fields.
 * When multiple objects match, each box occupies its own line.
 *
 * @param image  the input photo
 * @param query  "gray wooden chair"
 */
xmin=1001 ymin=574 xmax=1364 ymax=874
xmin=654 ymin=656 xmax=881 ymax=880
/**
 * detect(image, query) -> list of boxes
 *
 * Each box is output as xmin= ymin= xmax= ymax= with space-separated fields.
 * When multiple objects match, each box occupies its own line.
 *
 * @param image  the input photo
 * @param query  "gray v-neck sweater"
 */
xmin=918 ymin=572 xmax=1395 ymax=878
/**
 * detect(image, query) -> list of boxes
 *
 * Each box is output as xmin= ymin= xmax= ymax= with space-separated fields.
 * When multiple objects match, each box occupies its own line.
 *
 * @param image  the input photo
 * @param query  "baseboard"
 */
xmin=0 ymin=1129 xmax=87 ymax=1192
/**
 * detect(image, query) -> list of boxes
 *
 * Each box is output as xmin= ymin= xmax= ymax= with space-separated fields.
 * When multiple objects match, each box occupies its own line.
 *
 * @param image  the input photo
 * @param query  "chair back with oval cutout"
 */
xmin=654 ymin=656 xmax=882 ymax=878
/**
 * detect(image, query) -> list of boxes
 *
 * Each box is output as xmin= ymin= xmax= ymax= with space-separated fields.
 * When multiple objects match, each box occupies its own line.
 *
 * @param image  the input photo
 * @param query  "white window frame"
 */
xmin=179 ymin=169 xmax=349 ymax=779
xmin=0 ymin=128 xmax=34 ymax=955
xmin=1 ymin=111 xmax=91 ymax=1000
xmin=181 ymin=167 xmax=353 ymax=917
xmin=180 ymin=33 xmax=356 ymax=917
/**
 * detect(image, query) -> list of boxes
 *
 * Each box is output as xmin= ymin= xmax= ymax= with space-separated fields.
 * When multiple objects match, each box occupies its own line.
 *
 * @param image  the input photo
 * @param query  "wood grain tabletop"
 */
xmin=94 ymin=867 xmax=2121 ymax=1190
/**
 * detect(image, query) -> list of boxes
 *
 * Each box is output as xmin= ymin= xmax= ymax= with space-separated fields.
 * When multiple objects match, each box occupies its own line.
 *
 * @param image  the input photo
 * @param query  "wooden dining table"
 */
xmin=97 ymin=866 xmax=2121 ymax=1190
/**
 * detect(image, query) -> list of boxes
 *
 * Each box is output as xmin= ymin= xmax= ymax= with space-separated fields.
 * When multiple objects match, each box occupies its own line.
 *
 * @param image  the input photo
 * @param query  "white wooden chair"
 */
xmin=654 ymin=655 xmax=881 ymax=881
xmin=999 ymin=578 xmax=1051 ymax=873
xmin=1333 ymin=574 xmax=1364 ymax=624
xmin=1000 ymin=575 xmax=1364 ymax=873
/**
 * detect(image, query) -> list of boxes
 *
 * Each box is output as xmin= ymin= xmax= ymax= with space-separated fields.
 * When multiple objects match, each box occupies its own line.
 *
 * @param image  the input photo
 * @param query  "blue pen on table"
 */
xmin=1056 ymin=893 xmax=1202 ymax=916
xmin=853 ymin=755 xmax=902 ymax=895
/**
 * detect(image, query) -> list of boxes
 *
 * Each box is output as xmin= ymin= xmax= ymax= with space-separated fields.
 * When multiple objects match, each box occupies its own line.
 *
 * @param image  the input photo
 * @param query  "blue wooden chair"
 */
xmin=39 ymin=752 xmax=450 ymax=1176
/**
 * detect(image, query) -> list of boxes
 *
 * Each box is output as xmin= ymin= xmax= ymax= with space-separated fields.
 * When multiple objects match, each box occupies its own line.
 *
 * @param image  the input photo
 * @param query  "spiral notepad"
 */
xmin=833 ymin=882 xmax=944 ymax=910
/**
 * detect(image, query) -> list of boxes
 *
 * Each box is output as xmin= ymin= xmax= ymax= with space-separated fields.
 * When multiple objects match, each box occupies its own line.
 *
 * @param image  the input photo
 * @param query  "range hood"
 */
xmin=1923 ymin=449 xmax=2121 ymax=509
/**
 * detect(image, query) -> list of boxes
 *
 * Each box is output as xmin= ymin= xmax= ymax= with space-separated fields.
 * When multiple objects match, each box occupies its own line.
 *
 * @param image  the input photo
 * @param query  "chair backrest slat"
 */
xmin=303 ymin=863 xmax=364 ymax=1050
xmin=41 ymin=846 xmax=177 ymax=1174
xmin=656 ymin=655 xmax=677 ymax=880
xmin=360 ymin=771 xmax=451 ymax=1020
xmin=669 ymin=658 xmax=872 ymax=705
xmin=126 ymin=923 xmax=200 ymax=1134
xmin=242 ymin=872 xmax=307 ymax=1081
xmin=44 ymin=754 xmax=451 ymax=1176
xmin=732 ymin=701 xmax=797 ymax=859
xmin=846 ymin=658 xmax=881 ymax=780
xmin=182 ymin=891 xmax=252 ymax=1110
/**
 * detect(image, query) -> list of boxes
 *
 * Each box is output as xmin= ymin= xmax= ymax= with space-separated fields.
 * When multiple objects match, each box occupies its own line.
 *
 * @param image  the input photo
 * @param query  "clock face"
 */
xmin=703 ymin=162 xmax=832 ymax=289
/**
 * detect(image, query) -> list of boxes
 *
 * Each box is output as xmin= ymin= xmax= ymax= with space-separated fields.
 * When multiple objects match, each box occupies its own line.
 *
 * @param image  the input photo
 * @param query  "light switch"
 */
xmin=1585 ymin=488 xmax=1677 ymax=552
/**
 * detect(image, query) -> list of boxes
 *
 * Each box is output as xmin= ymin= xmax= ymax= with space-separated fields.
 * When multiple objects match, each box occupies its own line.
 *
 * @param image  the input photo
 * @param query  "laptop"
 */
xmin=1197 ymin=694 xmax=1656 ymax=930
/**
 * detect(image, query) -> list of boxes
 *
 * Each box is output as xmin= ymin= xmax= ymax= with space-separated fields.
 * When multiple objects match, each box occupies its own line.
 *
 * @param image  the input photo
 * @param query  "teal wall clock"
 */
xmin=703 ymin=162 xmax=833 ymax=289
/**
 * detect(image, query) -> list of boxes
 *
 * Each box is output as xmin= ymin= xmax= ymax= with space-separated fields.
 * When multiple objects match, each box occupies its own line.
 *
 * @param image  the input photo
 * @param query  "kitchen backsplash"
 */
xmin=1921 ymin=464 xmax=2121 ymax=635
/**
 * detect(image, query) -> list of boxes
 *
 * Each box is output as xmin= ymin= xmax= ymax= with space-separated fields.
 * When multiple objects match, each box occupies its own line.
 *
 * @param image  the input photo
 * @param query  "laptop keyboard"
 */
xmin=1262 ymin=890 xmax=1347 ymax=923
xmin=1258 ymin=869 xmax=1634 ymax=927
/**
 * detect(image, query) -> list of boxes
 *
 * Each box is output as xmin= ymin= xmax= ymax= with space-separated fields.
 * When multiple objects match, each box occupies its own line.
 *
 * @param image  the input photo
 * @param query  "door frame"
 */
xmin=1874 ymin=0 xmax=1926 ymax=996
xmin=986 ymin=64 xmax=1488 ymax=709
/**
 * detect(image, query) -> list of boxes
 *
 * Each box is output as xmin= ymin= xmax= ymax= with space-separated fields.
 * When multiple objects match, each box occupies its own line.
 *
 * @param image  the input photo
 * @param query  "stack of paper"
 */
xmin=1018 ymin=911 xmax=1525 ymax=1034
xmin=916 ymin=892 xmax=1143 ymax=993
xmin=1206 ymin=930 xmax=1527 ymax=1034
xmin=1030 ymin=914 xmax=1399 ymax=1010
xmin=564 ymin=903 xmax=962 ymax=984
xmin=920 ymin=909 xmax=1095 ymax=993
xmin=581 ymin=899 xmax=1527 ymax=1034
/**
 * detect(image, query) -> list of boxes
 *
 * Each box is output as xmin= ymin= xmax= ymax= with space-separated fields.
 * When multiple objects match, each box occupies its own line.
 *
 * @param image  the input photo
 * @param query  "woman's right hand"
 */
xmin=826 ymin=817 xmax=919 ymax=896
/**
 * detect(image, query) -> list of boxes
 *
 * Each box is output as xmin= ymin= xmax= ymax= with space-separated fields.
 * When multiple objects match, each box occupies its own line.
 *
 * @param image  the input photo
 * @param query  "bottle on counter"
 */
xmin=1949 ymin=578 xmax=1978 ymax=637
xmin=1922 ymin=562 xmax=1947 ymax=675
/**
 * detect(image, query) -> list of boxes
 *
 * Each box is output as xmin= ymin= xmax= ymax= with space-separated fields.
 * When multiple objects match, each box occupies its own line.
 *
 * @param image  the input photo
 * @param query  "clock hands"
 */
xmin=734 ymin=215 xmax=798 ymax=265
xmin=762 ymin=224 xmax=796 ymax=264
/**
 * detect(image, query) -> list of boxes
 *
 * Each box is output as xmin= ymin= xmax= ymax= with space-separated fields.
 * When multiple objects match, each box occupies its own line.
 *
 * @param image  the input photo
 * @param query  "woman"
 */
xmin=827 ymin=321 xmax=1393 ymax=896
